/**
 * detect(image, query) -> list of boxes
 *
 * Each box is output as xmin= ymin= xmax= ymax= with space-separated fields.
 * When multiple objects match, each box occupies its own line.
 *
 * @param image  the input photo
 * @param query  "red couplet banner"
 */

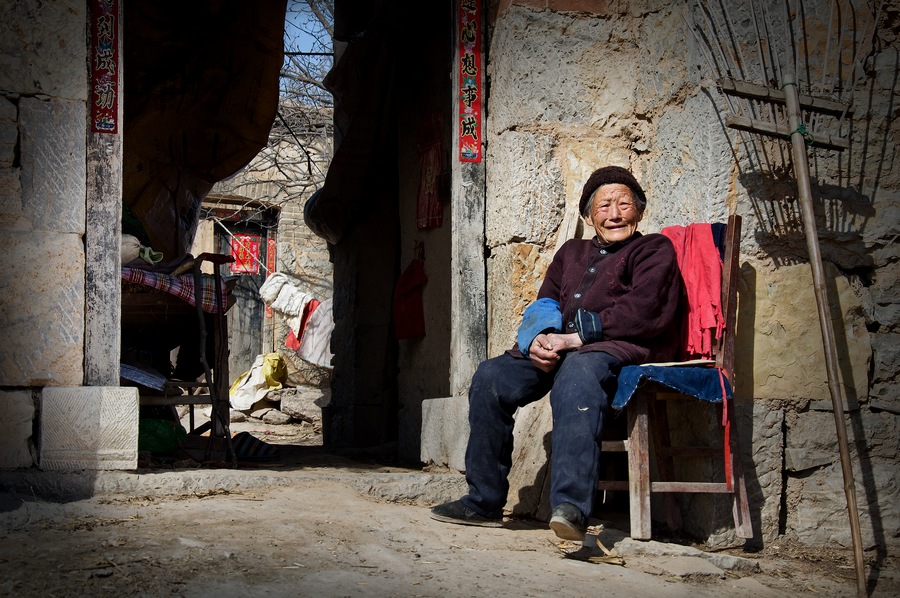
xmin=265 ymin=236 xmax=277 ymax=317
xmin=90 ymin=0 xmax=119 ymax=134
xmin=458 ymin=0 xmax=482 ymax=162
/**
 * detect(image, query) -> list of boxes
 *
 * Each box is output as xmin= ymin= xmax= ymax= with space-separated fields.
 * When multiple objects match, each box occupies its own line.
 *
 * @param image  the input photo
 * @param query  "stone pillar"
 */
xmin=450 ymin=0 xmax=487 ymax=395
xmin=84 ymin=0 xmax=124 ymax=386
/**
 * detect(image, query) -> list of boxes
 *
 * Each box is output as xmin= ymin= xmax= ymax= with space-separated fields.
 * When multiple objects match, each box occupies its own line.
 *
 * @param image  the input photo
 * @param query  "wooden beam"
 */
xmin=650 ymin=482 xmax=730 ymax=493
xmin=724 ymin=115 xmax=849 ymax=150
xmin=718 ymin=77 xmax=852 ymax=115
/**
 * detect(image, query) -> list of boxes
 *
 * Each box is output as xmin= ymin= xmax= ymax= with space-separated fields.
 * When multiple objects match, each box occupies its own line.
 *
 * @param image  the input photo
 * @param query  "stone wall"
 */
xmin=0 ymin=0 xmax=89 ymax=468
xmin=485 ymin=1 xmax=898 ymax=550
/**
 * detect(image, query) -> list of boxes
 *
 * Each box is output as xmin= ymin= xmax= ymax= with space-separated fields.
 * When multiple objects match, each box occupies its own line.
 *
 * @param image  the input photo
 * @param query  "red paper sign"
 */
xmin=90 ymin=0 xmax=119 ymax=133
xmin=265 ymin=235 xmax=277 ymax=318
xmin=230 ymin=234 xmax=261 ymax=274
xmin=458 ymin=0 xmax=482 ymax=162
xmin=417 ymin=112 xmax=444 ymax=229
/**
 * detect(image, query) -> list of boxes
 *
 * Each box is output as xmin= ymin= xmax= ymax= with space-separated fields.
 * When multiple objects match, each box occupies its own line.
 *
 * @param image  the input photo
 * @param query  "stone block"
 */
xmin=40 ymin=386 xmax=139 ymax=471
xmin=0 ymin=98 xmax=16 ymax=167
xmin=19 ymin=97 xmax=86 ymax=234
xmin=0 ymin=231 xmax=85 ymax=386
xmin=557 ymin=142 xmax=635 ymax=227
xmin=488 ymin=6 xmax=638 ymax=135
xmin=486 ymin=243 xmax=552 ymax=356
xmin=485 ymin=131 xmax=563 ymax=247
xmin=873 ymin=331 xmax=900 ymax=387
xmin=0 ymin=169 xmax=25 ymax=231
xmin=747 ymin=404 xmax=786 ymax=543
xmin=649 ymin=93 xmax=736 ymax=226
xmin=735 ymin=261 xmax=870 ymax=402
xmin=636 ymin=9 xmax=696 ymax=109
xmin=275 ymin=386 xmax=330 ymax=422
xmin=420 ymin=395 xmax=469 ymax=472
xmin=0 ymin=389 xmax=36 ymax=468
xmin=0 ymin=0 xmax=88 ymax=99
xmin=786 ymin=460 xmax=899 ymax=551
xmin=788 ymin=410 xmax=898 ymax=461
xmin=786 ymin=411 xmax=899 ymax=551
xmin=681 ymin=401 xmax=783 ymax=547
xmin=505 ymin=398 xmax=553 ymax=520
xmin=857 ymin=411 xmax=900 ymax=461
xmin=785 ymin=448 xmax=835 ymax=473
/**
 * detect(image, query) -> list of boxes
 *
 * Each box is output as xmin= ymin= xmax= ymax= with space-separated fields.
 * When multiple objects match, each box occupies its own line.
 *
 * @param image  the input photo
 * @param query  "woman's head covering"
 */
xmin=579 ymin=166 xmax=647 ymax=215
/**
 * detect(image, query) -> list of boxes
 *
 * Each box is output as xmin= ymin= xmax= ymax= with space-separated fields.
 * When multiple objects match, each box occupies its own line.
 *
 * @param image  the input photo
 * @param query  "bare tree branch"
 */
xmin=210 ymin=1 xmax=334 ymax=221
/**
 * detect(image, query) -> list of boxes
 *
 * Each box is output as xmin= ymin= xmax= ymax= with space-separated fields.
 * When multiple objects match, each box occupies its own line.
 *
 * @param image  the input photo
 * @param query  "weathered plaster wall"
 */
xmin=486 ymin=1 xmax=898 ymax=550
xmin=0 ymin=0 xmax=88 ymax=467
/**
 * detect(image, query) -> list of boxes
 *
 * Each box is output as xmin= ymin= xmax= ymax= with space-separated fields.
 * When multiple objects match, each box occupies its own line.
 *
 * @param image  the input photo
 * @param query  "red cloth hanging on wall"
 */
xmin=393 ymin=259 xmax=428 ymax=339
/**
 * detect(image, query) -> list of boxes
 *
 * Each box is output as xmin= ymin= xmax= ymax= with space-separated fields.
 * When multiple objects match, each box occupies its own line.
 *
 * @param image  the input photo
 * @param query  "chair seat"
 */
xmin=612 ymin=363 xmax=732 ymax=410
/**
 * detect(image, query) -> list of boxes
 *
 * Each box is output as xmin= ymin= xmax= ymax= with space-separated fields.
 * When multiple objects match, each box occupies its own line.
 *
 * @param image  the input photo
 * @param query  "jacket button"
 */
xmin=589 ymin=267 xmax=596 ymax=273
xmin=567 ymin=322 xmax=575 ymax=328
xmin=574 ymin=293 xmax=582 ymax=298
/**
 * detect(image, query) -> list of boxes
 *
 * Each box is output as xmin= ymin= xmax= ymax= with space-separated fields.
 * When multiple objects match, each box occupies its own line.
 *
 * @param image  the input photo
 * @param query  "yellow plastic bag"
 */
xmin=229 ymin=353 xmax=288 ymax=411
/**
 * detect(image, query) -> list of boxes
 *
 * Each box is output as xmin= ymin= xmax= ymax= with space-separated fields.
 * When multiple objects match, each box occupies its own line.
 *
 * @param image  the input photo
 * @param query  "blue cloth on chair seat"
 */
xmin=612 ymin=364 xmax=732 ymax=410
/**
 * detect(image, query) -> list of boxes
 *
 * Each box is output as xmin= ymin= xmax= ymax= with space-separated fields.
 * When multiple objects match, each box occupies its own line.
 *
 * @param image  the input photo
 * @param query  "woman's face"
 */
xmin=585 ymin=183 xmax=643 ymax=244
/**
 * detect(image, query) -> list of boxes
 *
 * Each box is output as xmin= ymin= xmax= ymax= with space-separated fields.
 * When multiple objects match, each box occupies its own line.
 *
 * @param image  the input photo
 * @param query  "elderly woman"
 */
xmin=430 ymin=166 xmax=684 ymax=540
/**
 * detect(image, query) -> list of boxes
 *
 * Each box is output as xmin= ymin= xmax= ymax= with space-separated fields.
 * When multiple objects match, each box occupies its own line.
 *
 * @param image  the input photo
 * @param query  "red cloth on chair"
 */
xmin=661 ymin=223 xmax=723 ymax=360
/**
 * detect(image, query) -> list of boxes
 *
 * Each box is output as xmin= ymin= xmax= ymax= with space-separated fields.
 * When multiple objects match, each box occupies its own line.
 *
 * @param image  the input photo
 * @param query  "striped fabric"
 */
xmin=121 ymin=267 xmax=229 ymax=313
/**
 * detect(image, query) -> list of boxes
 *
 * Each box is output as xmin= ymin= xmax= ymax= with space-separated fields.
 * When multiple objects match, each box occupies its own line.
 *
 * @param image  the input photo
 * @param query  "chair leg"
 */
xmin=727 ymin=408 xmax=754 ymax=538
xmin=627 ymin=393 xmax=652 ymax=540
xmin=649 ymin=398 xmax=682 ymax=533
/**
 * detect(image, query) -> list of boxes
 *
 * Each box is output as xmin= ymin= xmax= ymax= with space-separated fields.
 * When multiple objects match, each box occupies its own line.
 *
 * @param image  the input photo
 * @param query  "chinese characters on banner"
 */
xmin=458 ymin=0 xmax=482 ymax=162
xmin=90 ymin=0 xmax=119 ymax=134
xmin=230 ymin=234 xmax=261 ymax=274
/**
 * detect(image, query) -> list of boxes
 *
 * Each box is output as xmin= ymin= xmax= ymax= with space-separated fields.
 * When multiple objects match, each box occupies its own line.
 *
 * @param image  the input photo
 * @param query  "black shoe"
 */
xmin=430 ymin=500 xmax=503 ymax=528
xmin=549 ymin=503 xmax=586 ymax=541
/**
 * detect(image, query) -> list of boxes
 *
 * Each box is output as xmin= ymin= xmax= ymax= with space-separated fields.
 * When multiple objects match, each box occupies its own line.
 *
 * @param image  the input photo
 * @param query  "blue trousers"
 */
xmin=460 ymin=350 xmax=621 ymax=519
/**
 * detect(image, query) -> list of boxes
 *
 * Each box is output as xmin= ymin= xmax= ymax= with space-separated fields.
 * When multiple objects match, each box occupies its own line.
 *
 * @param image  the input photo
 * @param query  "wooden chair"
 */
xmin=597 ymin=214 xmax=753 ymax=540
xmin=122 ymin=252 xmax=237 ymax=464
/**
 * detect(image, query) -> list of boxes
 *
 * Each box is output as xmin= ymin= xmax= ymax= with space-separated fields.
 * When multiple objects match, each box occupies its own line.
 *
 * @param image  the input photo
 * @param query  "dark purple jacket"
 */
xmin=521 ymin=232 xmax=684 ymax=365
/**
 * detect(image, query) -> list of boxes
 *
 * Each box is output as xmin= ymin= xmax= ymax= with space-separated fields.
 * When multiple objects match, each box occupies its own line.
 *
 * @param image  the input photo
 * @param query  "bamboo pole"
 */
xmin=782 ymin=68 xmax=867 ymax=598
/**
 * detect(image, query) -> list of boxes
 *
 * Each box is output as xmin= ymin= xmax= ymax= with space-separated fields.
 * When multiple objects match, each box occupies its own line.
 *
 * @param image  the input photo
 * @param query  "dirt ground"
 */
xmin=1 ymin=419 xmax=896 ymax=598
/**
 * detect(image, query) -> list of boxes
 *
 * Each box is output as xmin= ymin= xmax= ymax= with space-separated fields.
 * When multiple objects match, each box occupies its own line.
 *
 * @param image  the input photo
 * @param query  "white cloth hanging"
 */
xmin=297 ymin=297 xmax=334 ymax=368
xmin=259 ymin=271 xmax=314 ymax=318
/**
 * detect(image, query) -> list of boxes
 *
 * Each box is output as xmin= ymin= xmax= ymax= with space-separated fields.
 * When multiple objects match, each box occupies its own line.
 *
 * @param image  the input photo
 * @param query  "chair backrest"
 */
xmin=660 ymin=215 xmax=742 ymax=378
xmin=716 ymin=215 xmax=741 ymax=383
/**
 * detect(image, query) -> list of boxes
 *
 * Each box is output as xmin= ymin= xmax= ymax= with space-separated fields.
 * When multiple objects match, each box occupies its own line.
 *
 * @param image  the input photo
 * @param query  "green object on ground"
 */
xmin=138 ymin=418 xmax=187 ymax=453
